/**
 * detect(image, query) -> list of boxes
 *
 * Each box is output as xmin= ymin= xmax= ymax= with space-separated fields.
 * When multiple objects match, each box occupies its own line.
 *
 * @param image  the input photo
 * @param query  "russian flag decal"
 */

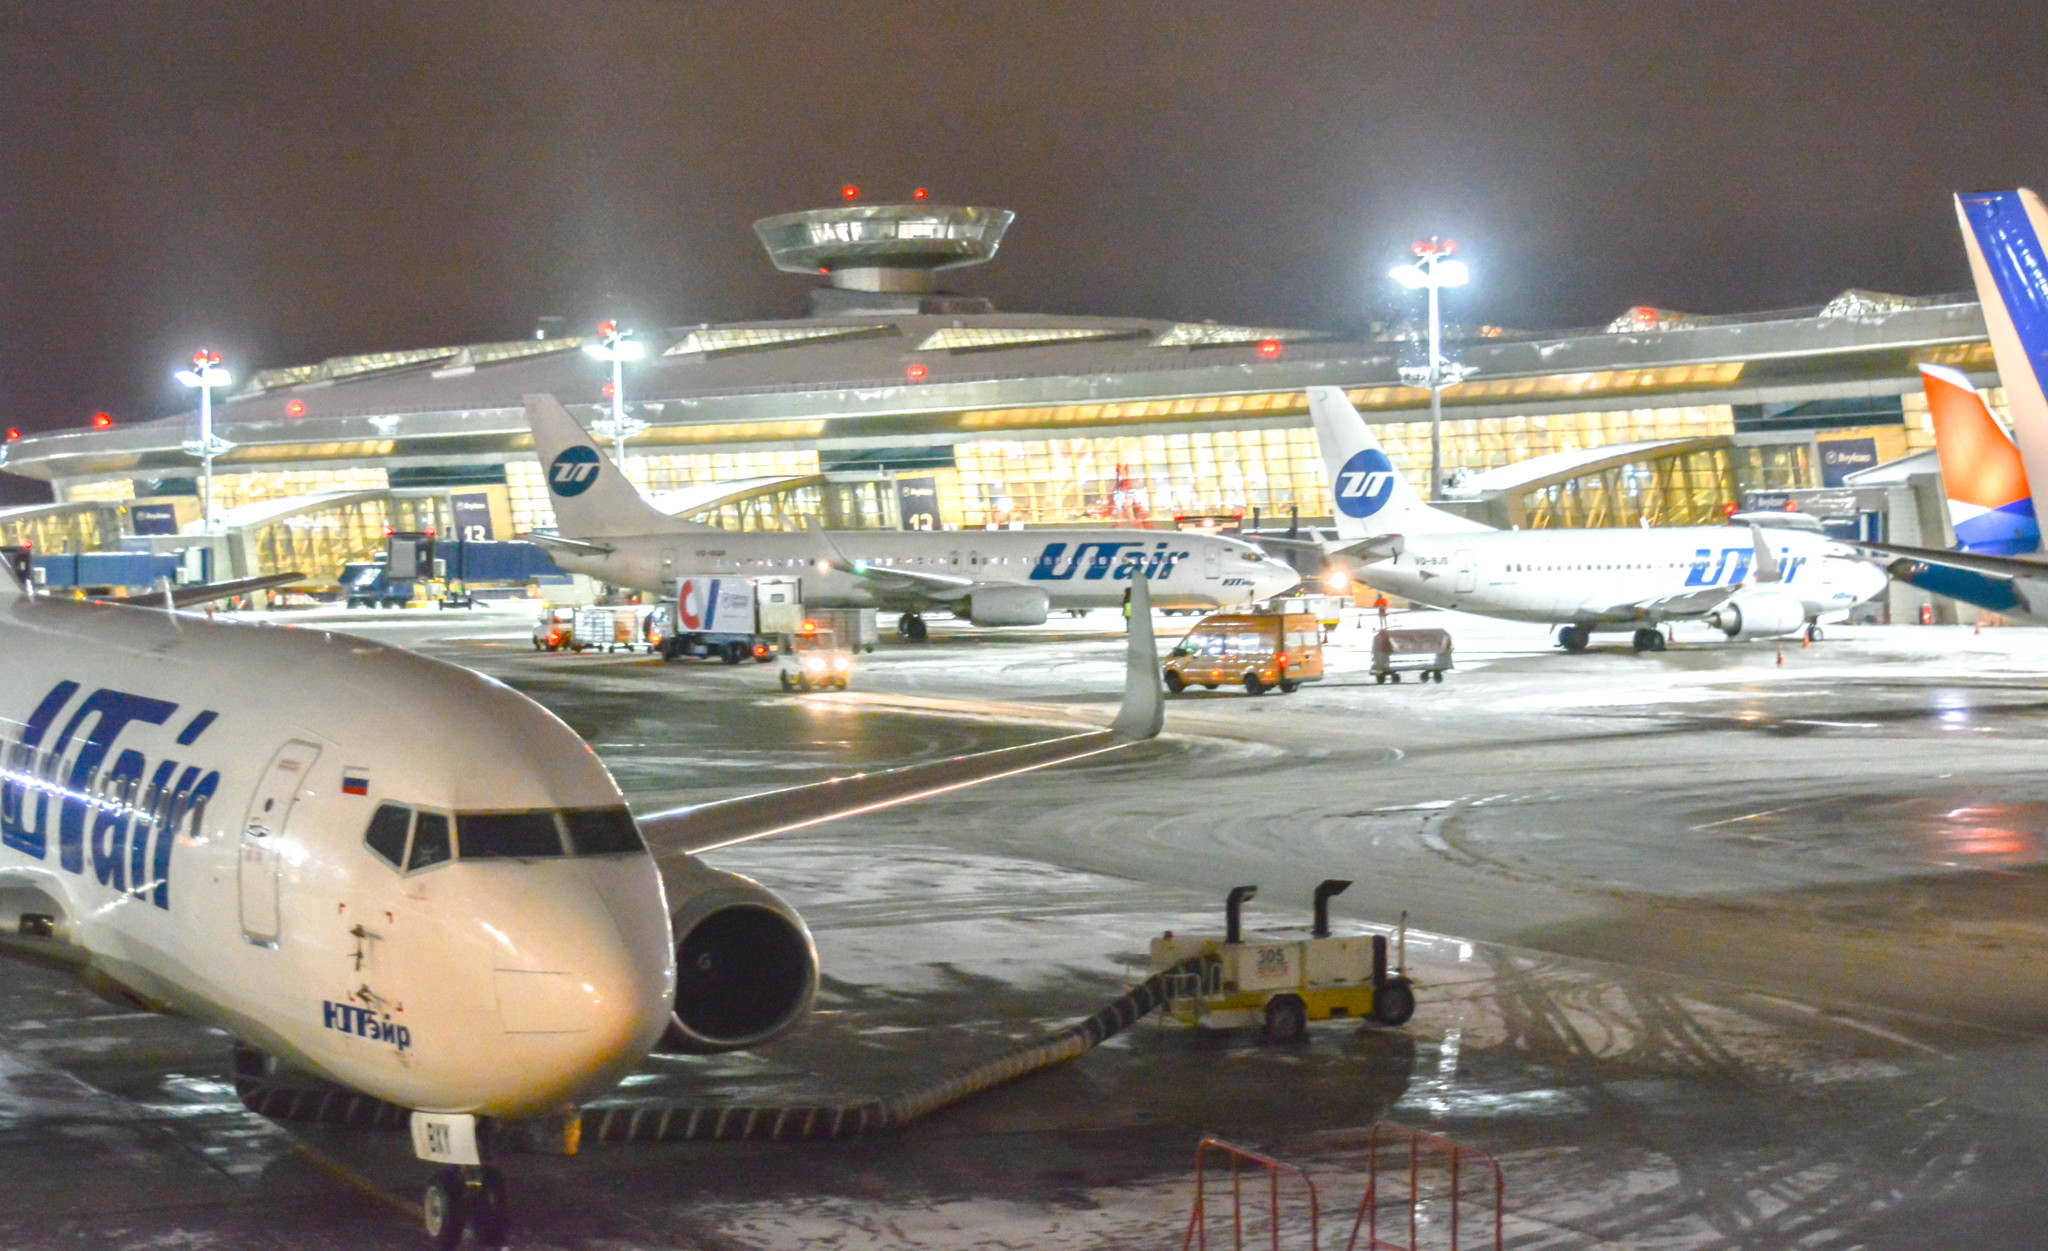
xmin=342 ymin=770 xmax=370 ymax=796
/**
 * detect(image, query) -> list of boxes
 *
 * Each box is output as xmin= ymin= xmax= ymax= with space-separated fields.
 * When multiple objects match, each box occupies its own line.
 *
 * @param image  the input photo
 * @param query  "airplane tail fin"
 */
xmin=523 ymin=394 xmax=688 ymax=539
xmin=1953 ymin=188 xmax=2048 ymax=547
xmin=1305 ymin=387 xmax=1489 ymax=540
xmin=1920 ymin=362 xmax=2039 ymax=555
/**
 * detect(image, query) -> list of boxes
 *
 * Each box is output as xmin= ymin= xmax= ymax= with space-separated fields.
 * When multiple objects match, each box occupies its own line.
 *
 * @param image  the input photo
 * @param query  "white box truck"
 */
xmin=659 ymin=575 xmax=802 ymax=664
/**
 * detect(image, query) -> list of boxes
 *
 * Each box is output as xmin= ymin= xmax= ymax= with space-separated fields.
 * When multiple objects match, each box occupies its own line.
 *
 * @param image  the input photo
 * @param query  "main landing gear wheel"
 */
xmin=469 ymin=1167 xmax=510 ymax=1248
xmin=1559 ymin=624 xmax=1591 ymax=653
xmin=1806 ymin=623 xmax=1823 ymax=642
xmin=1632 ymin=627 xmax=1666 ymax=653
xmin=897 ymin=612 xmax=928 ymax=641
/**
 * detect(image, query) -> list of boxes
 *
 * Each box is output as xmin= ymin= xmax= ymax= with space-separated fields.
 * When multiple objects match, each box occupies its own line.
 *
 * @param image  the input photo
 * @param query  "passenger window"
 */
xmin=364 ymin=803 xmax=412 ymax=870
xmin=408 ymin=810 xmax=453 ymax=871
xmin=563 ymin=807 xmax=645 ymax=855
xmin=458 ymin=811 xmax=566 ymax=859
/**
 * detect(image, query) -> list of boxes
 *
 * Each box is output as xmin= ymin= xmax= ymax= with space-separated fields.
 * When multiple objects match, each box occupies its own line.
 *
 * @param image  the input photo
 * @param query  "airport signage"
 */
xmin=1818 ymin=438 xmax=1879 ymax=487
xmin=896 ymin=477 xmax=940 ymax=530
xmin=129 ymin=503 xmax=180 ymax=536
xmin=450 ymin=492 xmax=494 ymax=541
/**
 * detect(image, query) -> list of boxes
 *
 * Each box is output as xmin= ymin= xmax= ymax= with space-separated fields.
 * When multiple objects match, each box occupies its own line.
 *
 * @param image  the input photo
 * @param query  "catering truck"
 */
xmin=659 ymin=575 xmax=803 ymax=663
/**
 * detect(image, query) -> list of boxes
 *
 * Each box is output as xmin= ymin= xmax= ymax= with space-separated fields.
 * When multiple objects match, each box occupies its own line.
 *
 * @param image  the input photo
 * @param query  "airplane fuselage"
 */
xmin=1357 ymin=527 xmax=1887 ymax=626
xmin=545 ymin=527 xmax=1297 ymax=611
xmin=0 ymin=594 xmax=675 ymax=1118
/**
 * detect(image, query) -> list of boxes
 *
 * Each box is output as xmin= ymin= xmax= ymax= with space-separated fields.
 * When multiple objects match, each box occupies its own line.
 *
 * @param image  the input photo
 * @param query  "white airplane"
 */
xmin=0 ymin=548 xmax=1166 ymax=1246
xmin=1304 ymin=387 xmax=1889 ymax=651
xmin=522 ymin=394 xmax=1298 ymax=638
xmin=1850 ymin=188 xmax=2048 ymax=617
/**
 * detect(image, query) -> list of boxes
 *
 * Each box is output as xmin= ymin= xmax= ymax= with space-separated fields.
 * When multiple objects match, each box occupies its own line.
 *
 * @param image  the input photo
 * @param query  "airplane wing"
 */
xmin=1850 ymin=539 xmax=2042 ymax=618
xmin=100 ymin=571 xmax=307 ymax=609
xmin=1329 ymin=535 xmax=1405 ymax=563
xmin=833 ymin=560 xmax=977 ymax=599
xmin=637 ymin=573 xmax=1166 ymax=857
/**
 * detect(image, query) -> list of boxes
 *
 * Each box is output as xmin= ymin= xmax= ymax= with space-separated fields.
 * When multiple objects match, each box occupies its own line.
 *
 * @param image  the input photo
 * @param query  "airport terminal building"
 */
xmin=0 ymin=200 xmax=2006 ymax=618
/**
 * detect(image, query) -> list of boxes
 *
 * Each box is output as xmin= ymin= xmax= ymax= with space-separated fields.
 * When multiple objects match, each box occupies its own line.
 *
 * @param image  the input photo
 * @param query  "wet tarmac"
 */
xmin=11 ymin=603 xmax=2048 ymax=1248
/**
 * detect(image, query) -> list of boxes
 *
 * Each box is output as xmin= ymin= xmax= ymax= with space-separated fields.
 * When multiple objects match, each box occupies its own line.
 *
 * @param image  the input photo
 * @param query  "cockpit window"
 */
xmin=562 ymin=806 xmax=644 ymax=855
xmin=408 ymin=810 xmax=452 ymax=871
xmin=458 ymin=811 xmax=566 ymax=859
xmin=364 ymin=803 xmax=411 ymax=869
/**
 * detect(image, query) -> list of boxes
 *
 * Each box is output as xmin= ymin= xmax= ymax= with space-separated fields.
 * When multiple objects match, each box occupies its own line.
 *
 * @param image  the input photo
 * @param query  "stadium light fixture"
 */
xmin=176 ymin=349 xmax=233 ymax=534
xmin=1391 ymin=238 xmax=1474 ymax=499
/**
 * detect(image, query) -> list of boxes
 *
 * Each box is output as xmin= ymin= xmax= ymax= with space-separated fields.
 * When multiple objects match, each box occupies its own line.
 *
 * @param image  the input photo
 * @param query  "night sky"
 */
xmin=3 ymin=1 xmax=2045 ymax=471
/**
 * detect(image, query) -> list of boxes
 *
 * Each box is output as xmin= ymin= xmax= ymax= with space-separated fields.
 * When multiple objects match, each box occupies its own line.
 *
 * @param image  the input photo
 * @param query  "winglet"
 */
xmin=1748 ymin=523 xmax=1781 ymax=583
xmin=1110 ymin=573 xmax=1164 ymax=740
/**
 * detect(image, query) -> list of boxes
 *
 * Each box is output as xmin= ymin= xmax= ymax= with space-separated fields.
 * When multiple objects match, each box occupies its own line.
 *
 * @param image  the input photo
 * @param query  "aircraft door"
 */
xmin=1455 ymin=550 xmax=1477 ymax=593
xmin=239 ymin=739 xmax=322 ymax=946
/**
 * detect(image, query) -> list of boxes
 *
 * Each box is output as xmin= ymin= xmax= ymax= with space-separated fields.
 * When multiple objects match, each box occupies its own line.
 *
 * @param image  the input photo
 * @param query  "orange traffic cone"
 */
xmin=1776 ymin=644 xmax=1784 ymax=666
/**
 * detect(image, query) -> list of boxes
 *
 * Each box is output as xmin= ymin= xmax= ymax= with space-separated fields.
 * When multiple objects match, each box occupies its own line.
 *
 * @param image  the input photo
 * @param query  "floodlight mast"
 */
xmin=175 ymin=350 xmax=232 ymax=534
xmin=1391 ymin=237 xmax=1472 ymax=500
xmin=582 ymin=321 xmax=647 ymax=470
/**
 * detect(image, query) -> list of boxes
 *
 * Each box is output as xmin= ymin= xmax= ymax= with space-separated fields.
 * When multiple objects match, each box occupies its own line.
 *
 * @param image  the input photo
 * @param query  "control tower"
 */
xmin=753 ymin=201 xmax=1015 ymax=315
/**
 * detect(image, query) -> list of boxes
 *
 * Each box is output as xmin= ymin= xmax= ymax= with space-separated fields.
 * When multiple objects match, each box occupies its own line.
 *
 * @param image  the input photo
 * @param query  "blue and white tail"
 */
xmin=523 ymin=394 xmax=699 ymax=539
xmin=1954 ymin=188 xmax=2048 ymax=545
xmin=1306 ymin=387 xmax=1490 ymax=540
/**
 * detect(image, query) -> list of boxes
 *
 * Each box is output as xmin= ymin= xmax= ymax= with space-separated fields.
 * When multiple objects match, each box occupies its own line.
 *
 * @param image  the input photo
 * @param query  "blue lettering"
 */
xmin=130 ymin=759 xmax=179 ymax=893
xmin=1156 ymin=550 xmax=1188 ymax=579
xmin=1683 ymin=548 xmax=1713 ymax=587
xmin=1032 ymin=541 xmax=1140 ymax=581
xmin=150 ymin=768 xmax=214 ymax=910
xmin=55 ymin=689 xmax=178 ymax=875
xmin=395 ymin=1026 xmax=412 ymax=1051
xmin=323 ymin=1001 xmax=341 ymax=1029
xmin=2 ymin=681 xmax=81 ymax=858
xmin=91 ymin=749 xmax=147 ymax=892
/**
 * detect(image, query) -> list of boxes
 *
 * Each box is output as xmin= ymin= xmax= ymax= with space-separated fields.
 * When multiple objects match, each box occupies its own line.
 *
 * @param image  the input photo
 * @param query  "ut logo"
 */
xmin=548 ymin=446 xmax=602 ymax=498
xmin=1335 ymin=449 xmax=1398 ymax=519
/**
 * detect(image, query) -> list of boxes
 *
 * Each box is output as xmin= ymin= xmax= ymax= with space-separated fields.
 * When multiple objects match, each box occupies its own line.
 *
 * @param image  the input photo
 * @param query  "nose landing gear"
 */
xmin=896 ymin=612 xmax=928 ymax=641
xmin=425 ymin=1164 xmax=509 ymax=1248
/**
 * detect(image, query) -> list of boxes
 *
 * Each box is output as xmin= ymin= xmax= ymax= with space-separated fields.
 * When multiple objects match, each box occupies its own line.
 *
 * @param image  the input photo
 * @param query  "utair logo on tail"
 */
xmin=1335 ymin=449 xmax=1398 ymax=518
xmin=548 ymin=446 xmax=602 ymax=498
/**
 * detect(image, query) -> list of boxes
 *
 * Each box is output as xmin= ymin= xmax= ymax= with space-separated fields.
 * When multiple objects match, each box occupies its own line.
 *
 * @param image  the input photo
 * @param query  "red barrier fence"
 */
xmin=1182 ymin=1138 xmax=1322 ymax=1251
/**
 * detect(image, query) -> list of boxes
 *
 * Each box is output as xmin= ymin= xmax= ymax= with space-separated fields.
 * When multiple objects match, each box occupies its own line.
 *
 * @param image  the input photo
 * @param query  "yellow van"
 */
xmin=1163 ymin=610 xmax=1324 ymax=695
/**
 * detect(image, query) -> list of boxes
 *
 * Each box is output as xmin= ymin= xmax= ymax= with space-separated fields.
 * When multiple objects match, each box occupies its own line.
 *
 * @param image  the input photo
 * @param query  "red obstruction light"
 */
xmin=597 ymin=320 xmax=618 ymax=339
xmin=91 ymin=411 xmax=113 ymax=429
xmin=602 ymin=381 xmax=616 ymax=399
xmin=284 ymin=398 xmax=307 ymax=417
xmin=1784 ymin=499 xmax=1800 ymax=512
xmin=1255 ymin=338 xmax=1283 ymax=360
xmin=904 ymin=362 xmax=928 ymax=382
xmin=1722 ymin=500 xmax=1739 ymax=517
xmin=912 ymin=187 xmax=929 ymax=201
xmin=4 ymin=428 xmax=19 ymax=442
xmin=840 ymin=184 xmax=860 ymax=201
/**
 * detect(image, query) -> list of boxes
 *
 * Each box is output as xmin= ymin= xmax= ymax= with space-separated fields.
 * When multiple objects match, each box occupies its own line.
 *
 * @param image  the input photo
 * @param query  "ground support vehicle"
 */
xmin=1372 ymin=627 xmax=1453 ymax=684
xmin=659 ymin=575 xmax=799 ymax=663
xmin=1148 ymin=883 xmax=1415 ymax=1043
xmin=777 ymin=626 xmax=853 ymax=691
xmin=570 ymin=605 xmax=659 ymax=653
xmin=532 ymin=605 xmax=576 ymax=651
xmin=340 ymin=561 xmax=413 ymax=609
xmin=1162 ymin=609 xmax=1323 ymax=695
xmin=806 ymin=605 xmax=878 ymax=653
xmin=1275 ymin=593 xmax=1346 ymax=634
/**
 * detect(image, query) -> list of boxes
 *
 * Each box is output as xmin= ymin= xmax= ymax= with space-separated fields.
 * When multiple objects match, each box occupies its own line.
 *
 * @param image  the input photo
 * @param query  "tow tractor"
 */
xmin=777 ymin=622 xmax=853 ymax=691
xmin=1148 ymin=881 xmax=1415 ymax=1043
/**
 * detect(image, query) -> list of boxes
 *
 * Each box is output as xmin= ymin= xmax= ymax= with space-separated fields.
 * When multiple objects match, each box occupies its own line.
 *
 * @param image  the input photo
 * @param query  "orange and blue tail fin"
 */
xmin=1921 ymin=362 xmax=2038 ymax=555
xmin=1955 ymin=188 xmax=2048 ymax=545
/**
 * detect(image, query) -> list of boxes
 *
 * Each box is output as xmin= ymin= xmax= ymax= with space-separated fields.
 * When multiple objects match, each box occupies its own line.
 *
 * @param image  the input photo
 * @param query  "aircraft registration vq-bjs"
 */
xmin=1304 ymin=387 xmax=1888 ymax=651
xmin=0 ymin=548 xmax=1166 ymax=1246
xmin=521 ymin=393 xmax=1298 ymax=637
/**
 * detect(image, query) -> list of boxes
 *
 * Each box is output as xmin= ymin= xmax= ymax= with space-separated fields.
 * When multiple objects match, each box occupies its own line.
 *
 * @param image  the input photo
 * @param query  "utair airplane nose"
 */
xmin=454 ymin=857 xmax=676 ymax=1118
xmin=1255 ymin=556 xmax=1303 ymax=601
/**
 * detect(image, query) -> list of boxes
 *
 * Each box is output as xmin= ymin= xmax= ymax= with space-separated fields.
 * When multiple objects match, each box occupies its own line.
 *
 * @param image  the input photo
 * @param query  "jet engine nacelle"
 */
xmin=660 ymin=859 xmax=818 ymax=1053
xmin=1704 ymin=589 xmax=1808 ymax=640
xmin=964 ymin=584 xmax=1050 ymax=627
